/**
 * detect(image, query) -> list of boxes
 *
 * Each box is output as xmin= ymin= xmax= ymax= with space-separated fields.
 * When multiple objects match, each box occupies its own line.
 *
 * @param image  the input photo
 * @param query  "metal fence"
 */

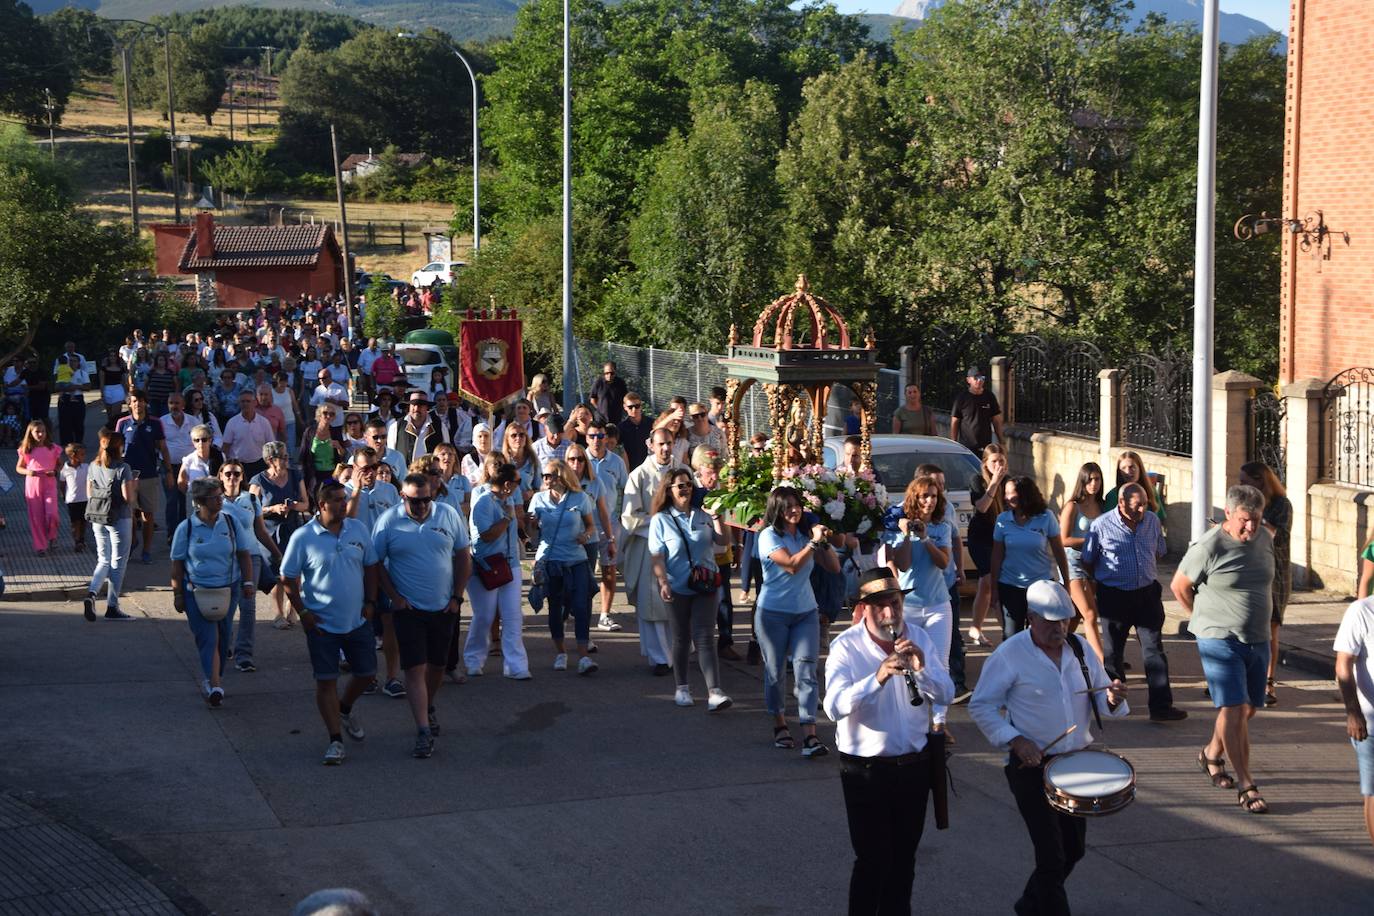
xmin=1321 ymin=367 xmax=1374 ymax=487
xmin=1121 ymin=348 xmax=1193 ymax=456
xmin=572 ymin=338 xmax=903 ymax=440
xmin=1010 ymin=335 xmax=1102 ymax=437
xmin=1248 ymin=389 xmax=1287 ymax=483
xmin=909 ymin=326 xmax=998 ymax=411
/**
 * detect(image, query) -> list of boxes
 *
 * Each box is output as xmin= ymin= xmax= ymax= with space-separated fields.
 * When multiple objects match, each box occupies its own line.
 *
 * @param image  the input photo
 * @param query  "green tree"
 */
xmin=776 ymin=53 xmax=905 ymax=341
xmin=119 ymin=23 xmax=228 ymax=126
xmin=362 ymin=278 xmax=402 ymax=342
xmin=43 ymin=7 xmax=113 ymax=79
xmin=613 ymin=82 xmax=785 ymax=351
xmin=0 ymin=0 xmax=73 ymax=124
xmin=0 ymin=125 xmax=147 ymax=366
xmin=200 ymin=144 xmax=272 ymax=207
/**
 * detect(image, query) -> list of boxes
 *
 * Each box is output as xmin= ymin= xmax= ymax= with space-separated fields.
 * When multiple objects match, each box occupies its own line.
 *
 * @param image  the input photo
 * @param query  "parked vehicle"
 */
xmin=394 ymin=328 xmax=460 ymax=392
xmin=822 ymin=434 xmax=982 ymax=577
xmin=410 ymin=261 xmax=466 ymax=287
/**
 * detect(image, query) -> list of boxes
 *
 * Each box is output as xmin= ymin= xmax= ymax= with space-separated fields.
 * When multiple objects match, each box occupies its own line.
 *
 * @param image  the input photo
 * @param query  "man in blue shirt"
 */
xmin=280 ymin=480 xmax=380 ymax=766
xmin=115 ymin=390 xmax=173 ymax=564
xmin=373 ymin=472 xmax=472 ymax=758
xmin=1081 ymin=482 xmax=1186 ymax=722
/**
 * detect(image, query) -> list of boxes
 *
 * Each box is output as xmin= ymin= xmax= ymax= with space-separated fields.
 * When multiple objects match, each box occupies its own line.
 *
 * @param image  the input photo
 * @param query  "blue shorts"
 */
xmin=306 ymin=620 xmax=378 ymax=681
xmin=1196 ymin=636 xmax=1270 ymax=708
xmin=1354 ymin=736 xmax=1374 ymax=796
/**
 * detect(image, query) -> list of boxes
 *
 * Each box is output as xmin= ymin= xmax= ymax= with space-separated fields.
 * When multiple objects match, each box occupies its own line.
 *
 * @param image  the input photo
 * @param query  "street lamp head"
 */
xmin=195 ymin=186 xmax=216 ymax=211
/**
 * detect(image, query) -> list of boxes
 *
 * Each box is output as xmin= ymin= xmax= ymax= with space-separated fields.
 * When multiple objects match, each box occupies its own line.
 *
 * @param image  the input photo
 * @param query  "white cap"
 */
xmin=1026 ymin=580 xmax=1076 ymax=621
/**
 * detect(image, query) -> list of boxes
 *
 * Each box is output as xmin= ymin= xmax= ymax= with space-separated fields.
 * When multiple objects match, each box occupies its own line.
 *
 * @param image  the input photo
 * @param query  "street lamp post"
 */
xmin=561 ymin=0 xmax=575 ymax=403
xmin=101 ymin=19 xmax=181 ymax=227
xmin=1190 ymin=0 xmax=1220 ymax=541
xmin=396 ymin=32 xmax=481 ymax=254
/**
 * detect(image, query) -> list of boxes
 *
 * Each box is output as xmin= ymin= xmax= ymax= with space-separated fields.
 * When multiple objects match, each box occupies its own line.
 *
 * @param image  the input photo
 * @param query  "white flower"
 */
xmin=824 ymin=497 xmax=846 ymax=520
xmin=843 ymin=476 xmax=856 ymax=494
xmin=857 ymin=518 xmax=873 ymax=535
xmin=800 ymin=476 xmax=816 ymax=491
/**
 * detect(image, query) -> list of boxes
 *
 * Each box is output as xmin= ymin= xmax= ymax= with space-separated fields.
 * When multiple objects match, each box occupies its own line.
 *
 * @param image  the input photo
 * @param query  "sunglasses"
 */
xmin=541 ymin=473 xmax=557 ymax=480
xmin=222 ymin=471 xmax=243 ymax=479
xmin=368 ymin=435 xmax=385 ymax=441
xmin=358 ymin=463 xmax=379 ymax=471
xmin=567 ymin=456 xmax=585 ymax=463
xmin=587 ymin=433 xmax=606 ymax=439
xmin=672 ymin=483 xmax=693 ymax=491
xmin=192 ymin=437 xmax=211 ymax=443
xmin=689 ymin=413 xmax=706 ymax=420
xmin=404 ymin=495 xmax=432 ymax=505
xmin=625 ymin=404 xmax=642 ymax=410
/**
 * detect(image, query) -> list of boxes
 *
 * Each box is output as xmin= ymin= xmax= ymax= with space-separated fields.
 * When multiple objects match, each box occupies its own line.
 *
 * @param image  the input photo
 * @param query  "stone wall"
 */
xmin=1305 ymin=482 xmax=1374 ymax=593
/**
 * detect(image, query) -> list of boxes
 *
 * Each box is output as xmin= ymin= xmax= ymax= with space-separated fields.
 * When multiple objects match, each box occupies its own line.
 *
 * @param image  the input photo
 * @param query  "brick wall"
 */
xmin=1281 ymin=0 xmax=1374 ymax=384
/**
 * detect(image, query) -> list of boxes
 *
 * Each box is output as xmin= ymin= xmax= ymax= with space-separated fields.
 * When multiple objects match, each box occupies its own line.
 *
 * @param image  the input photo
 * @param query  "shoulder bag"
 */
xmin=474 ymin=495 xmax=517 ymax=590
xmin=669 ymin=509 xmax=720 ymax=594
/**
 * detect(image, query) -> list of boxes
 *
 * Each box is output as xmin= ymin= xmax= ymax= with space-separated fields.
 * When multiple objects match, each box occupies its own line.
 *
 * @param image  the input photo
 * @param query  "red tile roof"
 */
xmin=178 ymin=224 xmax=338 ymax=271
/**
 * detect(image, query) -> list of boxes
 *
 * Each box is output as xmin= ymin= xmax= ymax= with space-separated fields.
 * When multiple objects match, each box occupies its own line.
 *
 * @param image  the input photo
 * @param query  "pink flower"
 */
xmin=861 ymin=494 xmax=876 ymax=508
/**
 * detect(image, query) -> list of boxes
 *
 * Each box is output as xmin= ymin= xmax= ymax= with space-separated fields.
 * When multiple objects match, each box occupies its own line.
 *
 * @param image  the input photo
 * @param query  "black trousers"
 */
xmin=1005 ymin=761 xmax=1087 ymax=916
xmin=57 ymin=396 xmax=86 ymax=446
xmin=840 ymin=752 xmax=931 ymax=916
xmin=1095 ymin=581 xmax=1174 ymax=713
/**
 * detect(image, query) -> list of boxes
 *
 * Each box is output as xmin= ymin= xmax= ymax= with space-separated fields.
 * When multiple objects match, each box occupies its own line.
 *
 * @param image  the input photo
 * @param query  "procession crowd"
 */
xmin=3 ymin=299 xmax=1374 ymax=916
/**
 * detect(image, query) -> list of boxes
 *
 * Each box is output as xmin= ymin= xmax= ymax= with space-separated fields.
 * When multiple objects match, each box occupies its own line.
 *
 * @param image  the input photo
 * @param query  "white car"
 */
xmin=410 ymin=260 xmax=466 ymax=287
xmin=822 ymin=434 xmax=983 ymax=575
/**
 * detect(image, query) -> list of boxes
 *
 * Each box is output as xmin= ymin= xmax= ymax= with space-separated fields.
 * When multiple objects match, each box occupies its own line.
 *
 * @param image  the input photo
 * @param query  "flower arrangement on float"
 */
xmin=704 ymin=452 xmax=890 ymax=535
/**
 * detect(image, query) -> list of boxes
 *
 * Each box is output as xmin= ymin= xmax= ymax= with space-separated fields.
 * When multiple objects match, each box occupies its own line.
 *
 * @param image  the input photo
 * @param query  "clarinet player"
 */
xmin=823 ymin=568 xmax=954 ymax=915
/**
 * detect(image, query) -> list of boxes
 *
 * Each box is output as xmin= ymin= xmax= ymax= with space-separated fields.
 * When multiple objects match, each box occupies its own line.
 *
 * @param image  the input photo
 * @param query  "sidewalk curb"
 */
xmin=1278 ymin=645 xmax=1336 ymax=679
xmin=5 ymin=790 xmax=210 ymax=916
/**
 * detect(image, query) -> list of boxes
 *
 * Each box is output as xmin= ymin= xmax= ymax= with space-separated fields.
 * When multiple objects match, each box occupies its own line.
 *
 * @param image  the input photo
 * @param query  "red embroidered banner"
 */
xmin=459 ymin=318 xmax=526 ymax=410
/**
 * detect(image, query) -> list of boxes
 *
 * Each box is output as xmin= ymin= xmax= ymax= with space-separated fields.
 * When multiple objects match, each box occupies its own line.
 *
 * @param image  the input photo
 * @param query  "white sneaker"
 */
xmin=708 ymin=690 xmax=733 ymax=712
xmin=553 ymin=653 xmax=568 ymax=671
xmin=578 ymin=656 xmax=598 ymax=675
xmin=465 ymin=666 xmax=484 ymax=677
xmin=340 ymin=709 xmax=365 ymax=741
xmin=674 ymin=686 xmax=694 ymax=707
xmin=323 ymin=740 xmax=346 ymax=765
xmin=598 ymin=616 xmax=622 ymax=632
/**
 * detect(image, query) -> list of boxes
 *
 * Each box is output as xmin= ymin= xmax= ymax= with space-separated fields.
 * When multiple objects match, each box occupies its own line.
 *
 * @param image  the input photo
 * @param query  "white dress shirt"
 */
xmin=969 ymin=631 xmax=1130 ymax=756
xmin=160 ymin=411 xmax=197 ymax=464
xmin=311 ymin=382 xmax=349 ymax=429
xmin=823 ymin=621 xmax=955 ymax=757
xmin=222 ymin=412 xmax=275 ymax=463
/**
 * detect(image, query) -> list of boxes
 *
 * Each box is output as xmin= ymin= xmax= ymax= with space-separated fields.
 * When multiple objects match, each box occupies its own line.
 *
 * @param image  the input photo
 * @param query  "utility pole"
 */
xmin=228 ymin=78 xmax=235 ymax=143
xmin=1190 ymin=0 xmax=1220 ymax=541
xmin=43 ymin=88 xmax=55 ymax=160
xmin=331 ymin=124 xmax=357 ymax=337
xmin=561 ymin=0 xmax=575 ymax=402
xmin=164 ymin=33 xmax=181 ymax=223
xmin=121 ymin=43 xmax=139 ymax=230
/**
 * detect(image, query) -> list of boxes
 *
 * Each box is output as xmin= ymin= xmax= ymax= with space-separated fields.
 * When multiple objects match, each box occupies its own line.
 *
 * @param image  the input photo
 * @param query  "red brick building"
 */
xmin=1280 ymin=0 xmax=1374 ymax=384
xmin=152 ymin=214 xmax=344 ymax=312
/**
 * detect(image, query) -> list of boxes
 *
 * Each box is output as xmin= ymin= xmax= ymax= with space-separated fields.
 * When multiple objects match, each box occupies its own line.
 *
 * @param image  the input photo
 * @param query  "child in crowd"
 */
xmin=16 ymin=420 xmax=63 ymax=555
xmin=0 ymin=401 xmax=21 ymax=447
xmin=60 ymin=442 xmax=89 ymax=553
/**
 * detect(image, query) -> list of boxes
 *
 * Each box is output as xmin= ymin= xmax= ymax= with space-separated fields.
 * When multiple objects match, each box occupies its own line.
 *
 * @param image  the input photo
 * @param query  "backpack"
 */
xmin=85 ymin=463 xmax=127 ymax=526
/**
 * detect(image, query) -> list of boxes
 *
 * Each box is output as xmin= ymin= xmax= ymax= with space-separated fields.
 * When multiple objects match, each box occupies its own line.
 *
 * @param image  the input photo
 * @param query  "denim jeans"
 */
xmin=88 ymin=518 xmax=133 ymax=607
xmin=670 ymin=590 xmax=720 ymax=691
xmin=947 ymin=582 xmax=967 ymax=692
xmin=233 ymin=556 xmax=262 ymax=662
xmin=547 ymin=559 xmax=592 ymax=645
xmin=185 ymin=586 xmax=239 ymax=681
xmin=164 ymin=466 xmax=186 ymax=537
xmin=755 ymin=606 xmax=820 ymax=723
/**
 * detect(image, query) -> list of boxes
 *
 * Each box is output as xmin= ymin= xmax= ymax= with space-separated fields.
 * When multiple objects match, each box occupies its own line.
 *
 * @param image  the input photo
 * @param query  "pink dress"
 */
xmin=19 ymin=443 xmax=62 ymax=551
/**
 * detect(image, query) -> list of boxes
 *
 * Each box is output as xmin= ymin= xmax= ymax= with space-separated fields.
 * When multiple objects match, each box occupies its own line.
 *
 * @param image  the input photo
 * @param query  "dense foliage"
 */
xmin=0 ymin=0 xmax=74 ymax=124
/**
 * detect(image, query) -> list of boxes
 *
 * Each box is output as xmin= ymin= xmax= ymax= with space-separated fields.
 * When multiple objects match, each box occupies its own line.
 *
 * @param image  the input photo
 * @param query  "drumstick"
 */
xmin=1040 ymin=724 xmax=1077 ymax=755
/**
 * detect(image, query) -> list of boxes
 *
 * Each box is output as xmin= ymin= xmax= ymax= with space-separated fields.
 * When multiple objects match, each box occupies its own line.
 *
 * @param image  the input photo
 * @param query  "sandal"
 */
xmin=773 ymin=725 xmax=795 ymax=749
xmin=802 ymin=734 xmax=829 ymax=759
xmin=1265 ymin=678 xmax=1278 ymax=707
xmin=1197 ymin=750 xmax=1236 ymax=789
xmin=967 ymin=627 xmax=992 ymax=647
xmin=1237 ymin=784 xmax=1268 ymax=814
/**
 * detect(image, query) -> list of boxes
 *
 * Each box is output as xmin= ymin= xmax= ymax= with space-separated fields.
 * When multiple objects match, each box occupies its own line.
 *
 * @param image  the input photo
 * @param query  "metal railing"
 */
xmin=1010 ymin=335 xmax=1102 ymax=437
xmin=908 ymin=326 xmax=998 ymax=411
xmin=1121 ymin=347 xmax=1193 ymax=456
xmin=1321 ymin=367 xmax=1374 ymax=487
xmin=1247 ymin=389 xmax=1287 ymax=483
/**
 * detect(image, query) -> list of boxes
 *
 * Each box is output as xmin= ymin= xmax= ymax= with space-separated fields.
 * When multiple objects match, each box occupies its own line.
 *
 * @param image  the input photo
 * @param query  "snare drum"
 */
xmin=1042 ymin=749 xmax=1136 ymax=817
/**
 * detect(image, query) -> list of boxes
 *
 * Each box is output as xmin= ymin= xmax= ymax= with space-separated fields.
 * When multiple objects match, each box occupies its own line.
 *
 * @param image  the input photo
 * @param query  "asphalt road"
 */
xmin=0 ymin=583 xmax=1369 ymax=915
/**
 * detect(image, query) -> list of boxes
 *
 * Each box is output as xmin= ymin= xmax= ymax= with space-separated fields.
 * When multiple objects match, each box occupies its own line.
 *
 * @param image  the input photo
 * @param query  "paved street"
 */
xmin=0 ymin=561 xmax=1369 ymax=914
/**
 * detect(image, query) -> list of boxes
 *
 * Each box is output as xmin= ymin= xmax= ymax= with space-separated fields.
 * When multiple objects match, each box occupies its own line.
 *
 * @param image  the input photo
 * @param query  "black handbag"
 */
xmin=670 ymin=510 xmax=720 ymax=594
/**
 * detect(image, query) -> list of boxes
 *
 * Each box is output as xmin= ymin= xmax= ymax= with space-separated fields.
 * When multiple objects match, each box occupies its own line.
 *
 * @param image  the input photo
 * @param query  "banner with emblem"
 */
xmin=458 ymin=317 xmax=526 ymax=410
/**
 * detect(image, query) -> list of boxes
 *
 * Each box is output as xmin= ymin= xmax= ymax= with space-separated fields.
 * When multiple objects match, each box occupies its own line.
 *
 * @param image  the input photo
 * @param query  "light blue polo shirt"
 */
xmin=346 ymin=479 xmax=399 ymax=532
xmin=471 ymin=488 xmax=520 ymax=566
xmin=442 ymin=474 xmax=471 ymax=518
xmin=757 ymin=526 xmax=816 ymax=615
xmin=172 ymin=511 xmax=252 ymax=588
xmin=993 ymin=509 xmax=1061 ymax=587
xmin=280 ymin=517 xmax=378 ymax=633
xmin=372 ymin=500 xmax=470 ymax=611
xmin=380 ymin=447 xmax=406 ymax=479
xmin=649 ymin=507 xmax=718 ymax=594
xmin=581 ymin=474 xmax=606 ymax=540
xmin=224 ymin=492 xmax=271 ymax=562
xmin=883 ymin=519 xmax=953 ymax=607
xmin=590 ymin=450 xmax=627 ymax=517
xmin=530 ymin=489 xmax=592 ymax=564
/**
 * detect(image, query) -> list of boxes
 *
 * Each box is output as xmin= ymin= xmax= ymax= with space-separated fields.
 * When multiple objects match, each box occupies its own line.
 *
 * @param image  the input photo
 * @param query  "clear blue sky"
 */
xmin=824 ymin=1 xmax=1291 ymax=34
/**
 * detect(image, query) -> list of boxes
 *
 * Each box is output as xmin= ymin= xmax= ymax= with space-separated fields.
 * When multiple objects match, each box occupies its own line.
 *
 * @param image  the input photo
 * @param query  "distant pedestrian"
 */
xmin=617 ymin=394 xmax=653 ymax=470
xmin=589 ymin=362 xmax=628 ymax=424
xmin=115 ymin=391 xmax=173 ymax=564
xmin=529 ymin=458 xmax=598 ymax=675
xmin=621 ymin=427 xmax=682 ymax=674
xmin=16 ymin=419 xmax=62 ymax=555
xmin=83 ymin=427 xmax=137 ymax=621
xmin=280 ymin=480 xmax=380 ymax=766
xmin=59 ymin=442 xmax=88 ymax=553
xmin=949 ymin=366 xmax=1003 ymax=453
xmin=1172 ymin=485 xmax=1274 ymax=814
xmin=1239 ymin=461 xmax=1291 ymax=707
xmin=1103 ymin=450 xmax=1165 ymax=522
xmin=1059 ymin=462 xmax=1107 ymax=661
xmin=462 ymin=461 xmax=530 ymax=679
xmin=989 ymin=475 xmax=1069 ymax=637
xmin=892 ymin=383 xmax=936 ymax=436
xmin=966 ymin=444 xmax=1008 ymax=647
xmin=218 ymin=460 xmax=283 ymax=674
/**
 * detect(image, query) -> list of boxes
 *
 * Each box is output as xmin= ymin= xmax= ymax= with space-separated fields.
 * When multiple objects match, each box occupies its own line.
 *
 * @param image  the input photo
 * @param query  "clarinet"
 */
xmin=883 ymin=622 xmax=924 ymax=707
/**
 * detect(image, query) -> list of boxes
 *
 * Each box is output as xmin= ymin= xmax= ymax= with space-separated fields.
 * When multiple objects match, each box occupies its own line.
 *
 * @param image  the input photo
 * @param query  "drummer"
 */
xmin=968 ymin=580 xmax=1128 ymax=916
